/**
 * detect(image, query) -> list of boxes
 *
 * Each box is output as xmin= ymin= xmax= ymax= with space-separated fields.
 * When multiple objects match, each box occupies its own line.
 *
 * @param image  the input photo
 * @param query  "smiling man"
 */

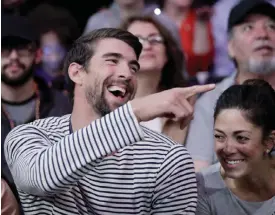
xmin=4 ymin=28 xmax=216 ymax=214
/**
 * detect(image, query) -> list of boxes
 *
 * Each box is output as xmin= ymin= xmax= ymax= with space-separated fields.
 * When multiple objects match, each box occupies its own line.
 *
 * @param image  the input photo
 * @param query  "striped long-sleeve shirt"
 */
xmin=4 ymin=103 xmax=198 ymax=215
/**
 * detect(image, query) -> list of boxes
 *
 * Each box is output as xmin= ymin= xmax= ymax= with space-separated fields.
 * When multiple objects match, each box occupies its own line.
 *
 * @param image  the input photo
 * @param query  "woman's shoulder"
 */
xmin=196 ymin=163 xmax=226 ymax=196
xmin=195 ymin=163 xmax=231 ymax=215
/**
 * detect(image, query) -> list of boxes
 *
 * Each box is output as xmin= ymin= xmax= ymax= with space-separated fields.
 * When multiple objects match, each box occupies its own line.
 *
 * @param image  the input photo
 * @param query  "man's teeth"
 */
xmin=107 ymin=86 xmax=126 ymax=96
xmin=225 ymin=159 xmax=244 ymax=165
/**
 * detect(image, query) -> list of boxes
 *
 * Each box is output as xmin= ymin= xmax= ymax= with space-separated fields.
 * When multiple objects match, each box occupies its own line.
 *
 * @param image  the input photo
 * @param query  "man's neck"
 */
xmin=236 ymin=69 xmax=275 ymax=89
xmin=135 ymin=70 xmax=162 ymax=98
xmin=163 ymin=1 xmax=189 ymax=26
xmin=70 ymin=94 xmax=100 ymax=132
xmin=119 ymin=1 xmax=145 ymax=20
xmin=1 ymin=78 xmax=36 ymax=103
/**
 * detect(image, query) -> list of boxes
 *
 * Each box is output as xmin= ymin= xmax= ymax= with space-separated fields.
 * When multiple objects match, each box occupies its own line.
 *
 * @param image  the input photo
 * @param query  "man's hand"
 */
xmin=131 ymin=84 xmax=215 ymax=129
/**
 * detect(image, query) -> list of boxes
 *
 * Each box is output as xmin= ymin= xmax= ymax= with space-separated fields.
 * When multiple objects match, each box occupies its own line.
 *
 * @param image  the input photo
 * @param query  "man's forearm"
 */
xmin=5 ymin=103 xmax=143 ymax=196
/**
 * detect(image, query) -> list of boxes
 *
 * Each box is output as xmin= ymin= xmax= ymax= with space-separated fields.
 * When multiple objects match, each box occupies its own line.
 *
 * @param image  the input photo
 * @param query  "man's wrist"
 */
xmin=129 ymin=100 xmax=141 ymax=123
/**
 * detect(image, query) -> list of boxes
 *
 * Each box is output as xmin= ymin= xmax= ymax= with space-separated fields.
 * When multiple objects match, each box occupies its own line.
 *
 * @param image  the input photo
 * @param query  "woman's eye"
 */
xmin=214 ymin=134 xmax=225 ymax=142
xmin=236 ymin=136 xmax=249 ymax=142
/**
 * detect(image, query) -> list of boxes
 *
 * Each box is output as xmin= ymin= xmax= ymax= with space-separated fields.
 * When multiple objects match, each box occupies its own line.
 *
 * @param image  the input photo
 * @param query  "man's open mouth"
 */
xmin=107 ymin=86 xmax=127 ymax=98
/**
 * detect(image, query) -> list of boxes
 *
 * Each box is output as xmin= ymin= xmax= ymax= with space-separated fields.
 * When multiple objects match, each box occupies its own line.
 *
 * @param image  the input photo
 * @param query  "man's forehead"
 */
xmin=242 ymin=13 xmax=274 ymax=23
xmin=95 ymin=38 xmax=134 ymax=51
xmin=94 ymin=38 xmax=137 ymax=59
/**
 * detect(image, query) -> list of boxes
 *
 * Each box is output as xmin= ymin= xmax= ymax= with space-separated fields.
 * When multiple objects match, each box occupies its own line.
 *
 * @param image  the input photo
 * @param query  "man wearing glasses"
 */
xmin=1 ymin=15 xmax=72 ymax=203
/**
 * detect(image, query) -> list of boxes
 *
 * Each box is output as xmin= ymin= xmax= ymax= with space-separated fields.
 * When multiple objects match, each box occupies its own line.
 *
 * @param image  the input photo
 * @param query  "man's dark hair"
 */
xmin=63 ymin=28 xmax=142 ymax=100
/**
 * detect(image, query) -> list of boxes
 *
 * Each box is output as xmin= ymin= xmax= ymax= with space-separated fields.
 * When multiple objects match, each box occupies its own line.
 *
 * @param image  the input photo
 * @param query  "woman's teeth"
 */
xmin=225 ymin=159 xmax=244 ymax=165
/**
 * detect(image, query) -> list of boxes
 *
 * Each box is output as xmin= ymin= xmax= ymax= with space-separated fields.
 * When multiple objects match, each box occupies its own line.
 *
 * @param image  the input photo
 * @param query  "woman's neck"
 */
xmin=135 ymin=70 xmax=162 ymax=98
xmin=223 ymin=165 xmax=275 ymax=201
xmin=1 ymin=78 xmax=35 ymax=103
xmin=163 ymin=2 xmax=189 ymax=27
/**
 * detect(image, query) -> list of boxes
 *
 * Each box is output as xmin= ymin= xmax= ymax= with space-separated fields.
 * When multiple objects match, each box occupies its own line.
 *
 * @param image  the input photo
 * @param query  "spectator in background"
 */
xmin=211 ymin=0 xmax=239 ymax=79
xmin=196 ymin=80 xmax=275 ymax=215
xmin=83 ymin=0 xmax=182 ymax=48
xmin=185 ymin=0 xmax=275 ymax=172
xmin=121 ymin=15 xmax=188 ymax=143
xmin=211 ymin=0 xmax=275 ymax=79
xmin=1 ymin=15 xmax=72 ymax=201
xmin=28 ymin=3 xmax=80 ymax=92
xmin=1 ymin=178 xmax=19 ymax=215
xmin=161 ymin=0 xmax=215 ymax=80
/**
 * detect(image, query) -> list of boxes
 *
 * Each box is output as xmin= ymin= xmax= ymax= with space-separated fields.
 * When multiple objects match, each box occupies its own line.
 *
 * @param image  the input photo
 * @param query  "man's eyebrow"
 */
xmin=102 ymin=52 xmax=122 ymax=58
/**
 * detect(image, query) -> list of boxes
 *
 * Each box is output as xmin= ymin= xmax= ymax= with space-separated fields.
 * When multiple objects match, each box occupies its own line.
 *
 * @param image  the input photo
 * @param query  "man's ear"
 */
xmin=264 ymin=131 xmax=275 ymax=154
xmin=68 ymin=62 xmax=85 ymax=86
xmin=35 ymin=48 xmax=42 ymax=64
xmin=228 ymin=40 xmax=235 ymax=59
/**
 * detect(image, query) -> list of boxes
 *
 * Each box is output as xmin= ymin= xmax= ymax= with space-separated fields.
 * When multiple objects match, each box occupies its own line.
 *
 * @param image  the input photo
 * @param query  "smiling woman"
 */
xmin=196 ymin=79 xmax=275 ymax=215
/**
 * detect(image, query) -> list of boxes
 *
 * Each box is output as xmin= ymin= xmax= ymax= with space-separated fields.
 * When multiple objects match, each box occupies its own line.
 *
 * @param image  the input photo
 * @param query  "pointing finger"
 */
xmin=188 ymin=95 xmax=197 ymax=107
xmin=183 ymin=84 xmax=216 ymax=98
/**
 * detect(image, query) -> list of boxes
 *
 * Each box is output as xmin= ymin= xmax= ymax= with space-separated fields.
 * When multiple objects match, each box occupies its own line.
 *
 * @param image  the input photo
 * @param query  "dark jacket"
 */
xmin=1 ymin=76 xmax=72 ymax=203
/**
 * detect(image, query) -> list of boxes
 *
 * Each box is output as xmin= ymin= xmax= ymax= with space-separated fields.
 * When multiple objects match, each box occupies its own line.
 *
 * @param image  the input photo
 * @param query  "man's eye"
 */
xmin=243 ymin=24 xmax=253 ymax=32
xmin=267 ymin=22 xmax=275 ymax=31
xmin=131 ymin=66 xmax=138 ymax=73
xmin=107 ymin=59 xmax=118 ymax=64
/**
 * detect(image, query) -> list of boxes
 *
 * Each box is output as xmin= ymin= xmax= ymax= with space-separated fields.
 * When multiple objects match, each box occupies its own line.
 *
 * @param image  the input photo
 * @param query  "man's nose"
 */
xmin=9 ymin=49 xmax=19 ymax=59
xmin=255 ymin=25 xmax=269 ymax=40
xmin=117 ymin=63 xmax=133 ymax=80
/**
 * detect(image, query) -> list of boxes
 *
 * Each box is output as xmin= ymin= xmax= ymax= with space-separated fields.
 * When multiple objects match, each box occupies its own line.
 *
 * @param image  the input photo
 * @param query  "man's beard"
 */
xmin=247 ymin=39 xmax=275 ymax=75
xmin=87 ymin=87 xmax=112 ymax=117
xmin=247 ymin=57 xmax=275 ymax=75
xmin=1 ymin=61 xmax=34 ymax=87
xmin=85 ymin=78 xmax=134 ymax=117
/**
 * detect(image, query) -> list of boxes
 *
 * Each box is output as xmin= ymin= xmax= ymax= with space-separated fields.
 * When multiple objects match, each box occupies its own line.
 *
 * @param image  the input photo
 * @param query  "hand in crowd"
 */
xmin=131 ymin=84 xmax=215 ymax=129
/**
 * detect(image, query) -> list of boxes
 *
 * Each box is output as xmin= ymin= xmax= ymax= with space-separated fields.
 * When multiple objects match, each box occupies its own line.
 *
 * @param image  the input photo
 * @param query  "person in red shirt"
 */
xmin=162 ymin=0 xmax=215 ymax=78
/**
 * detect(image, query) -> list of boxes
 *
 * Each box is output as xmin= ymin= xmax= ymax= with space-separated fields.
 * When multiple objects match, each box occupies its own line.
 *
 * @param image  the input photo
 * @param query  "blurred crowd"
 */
xmin=1 ymin=0 xmax=275 ymax=214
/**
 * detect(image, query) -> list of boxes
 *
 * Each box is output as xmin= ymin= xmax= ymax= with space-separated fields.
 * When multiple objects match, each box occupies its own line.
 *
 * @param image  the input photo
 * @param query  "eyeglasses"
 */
xmin=1 ymin=45 xmax=35 ymax=58
xmin=137 ymin=35 xmax=164 ymax=45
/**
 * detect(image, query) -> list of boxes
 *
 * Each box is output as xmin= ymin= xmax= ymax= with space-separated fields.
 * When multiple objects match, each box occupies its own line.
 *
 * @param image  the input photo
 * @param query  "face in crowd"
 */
xmin=1 ymin=37 xmax=39 ymax=86
xmin=214 ymin=80 xmax=275 ymax=179
xmin=127 ymin=20 xmax=167 ymax=73
xmin=228 ymin=14 xmax=275 ymax=75
xmin=70 ymin=37 xmax=140 ymax=116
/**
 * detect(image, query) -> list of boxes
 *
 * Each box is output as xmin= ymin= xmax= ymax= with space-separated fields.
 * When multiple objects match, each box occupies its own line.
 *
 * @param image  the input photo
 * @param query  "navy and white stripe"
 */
xmin=5 ymin=102 xmax=197 ymax=214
